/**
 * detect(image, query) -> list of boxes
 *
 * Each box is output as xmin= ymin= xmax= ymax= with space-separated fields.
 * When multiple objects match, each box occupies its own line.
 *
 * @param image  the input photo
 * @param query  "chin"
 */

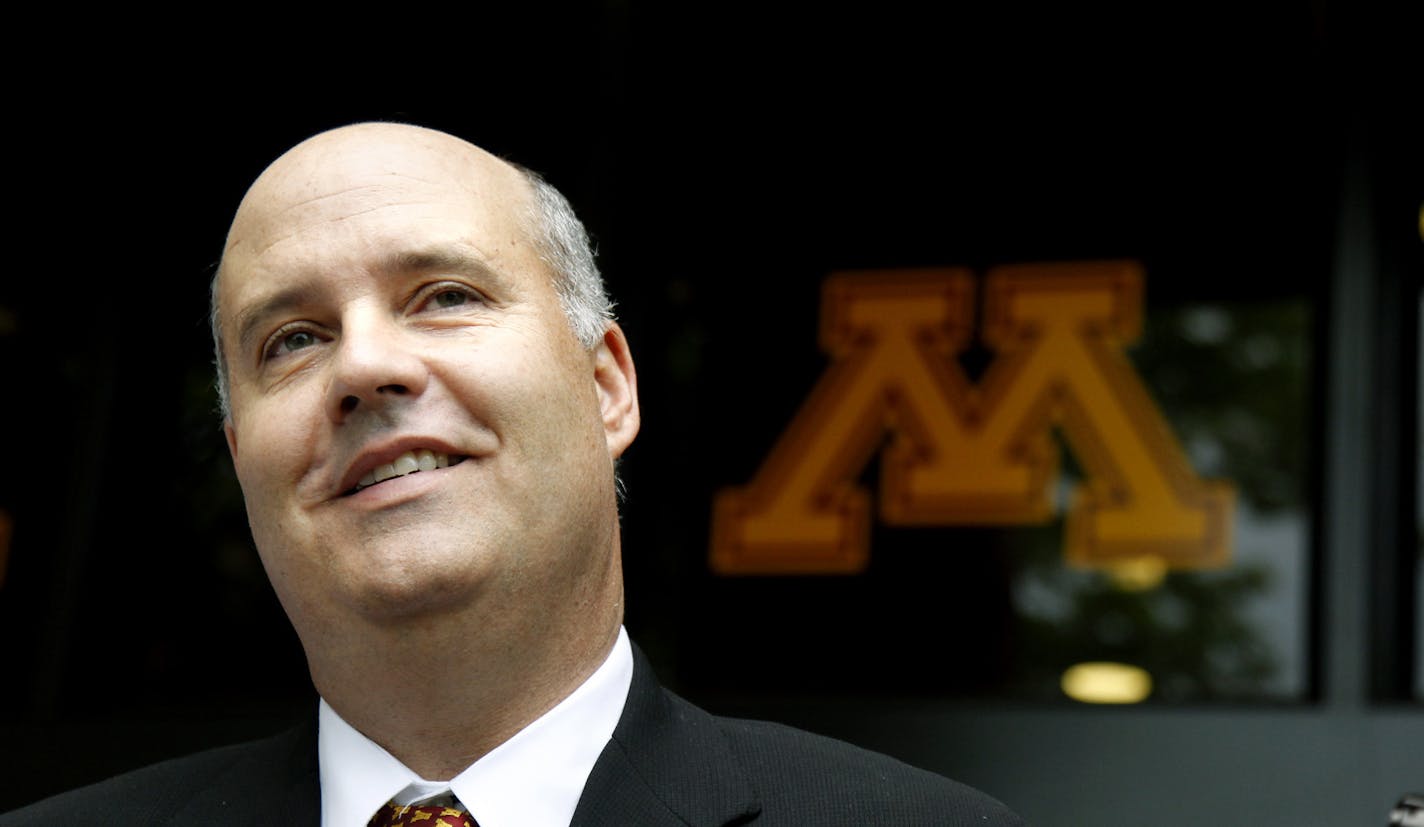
xmin=344 ymin=572 xmax=484 ymax=624
xmin=327 ymin=543 xmax=490 ymax=624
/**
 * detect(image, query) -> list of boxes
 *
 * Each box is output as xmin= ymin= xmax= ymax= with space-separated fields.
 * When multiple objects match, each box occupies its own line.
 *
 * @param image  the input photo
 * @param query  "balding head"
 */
xmin=208 ymin=123 xmax=640 ymax=758
xmin=211 ymin=123 xmax=610 ymax=419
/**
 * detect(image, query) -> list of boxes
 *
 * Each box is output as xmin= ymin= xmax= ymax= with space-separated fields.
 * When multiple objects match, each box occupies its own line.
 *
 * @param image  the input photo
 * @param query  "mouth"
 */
xmin=343 ymin=449 xmax=468 ymax=496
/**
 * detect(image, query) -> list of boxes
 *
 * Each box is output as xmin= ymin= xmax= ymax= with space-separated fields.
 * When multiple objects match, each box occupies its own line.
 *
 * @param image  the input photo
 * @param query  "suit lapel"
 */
xmin=572 ymin=646 xmax=760 ymax=827
xmin=166 ymin=717 xmax=321 ymax=826
xmin=159 ymin=650 xmax=752 ymax=826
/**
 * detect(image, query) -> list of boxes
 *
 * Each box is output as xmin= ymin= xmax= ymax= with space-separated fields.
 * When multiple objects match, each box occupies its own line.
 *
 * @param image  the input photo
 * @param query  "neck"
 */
xmin=306 ymin=566 xmax=624 ymax=780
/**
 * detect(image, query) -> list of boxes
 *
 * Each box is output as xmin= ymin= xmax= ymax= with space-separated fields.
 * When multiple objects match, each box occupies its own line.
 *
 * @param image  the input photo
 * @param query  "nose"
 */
xmin=325 ymin=308 xmax=430 ymax=423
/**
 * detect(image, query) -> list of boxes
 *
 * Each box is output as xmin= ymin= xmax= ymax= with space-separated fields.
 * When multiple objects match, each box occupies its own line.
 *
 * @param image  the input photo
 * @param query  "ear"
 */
xmin=224 ymin=419 xmax=240 ymax=467
xmin=593 ymin=322 xmax=640 ymax=458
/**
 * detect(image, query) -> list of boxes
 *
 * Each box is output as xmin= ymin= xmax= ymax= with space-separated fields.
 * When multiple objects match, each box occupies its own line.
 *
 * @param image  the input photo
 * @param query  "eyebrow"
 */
xmin=384 ymin=244 xmax=505 ymax=280
xmin=380 ymin=242 xmax=518 ymax=300
xmin=233 ymin=283 xmax=325 ymax=363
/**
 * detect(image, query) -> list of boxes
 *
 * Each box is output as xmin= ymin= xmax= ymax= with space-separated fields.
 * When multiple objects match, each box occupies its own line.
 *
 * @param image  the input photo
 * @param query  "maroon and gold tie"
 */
xmin=366 ymin=801 xmax=478 ymax=827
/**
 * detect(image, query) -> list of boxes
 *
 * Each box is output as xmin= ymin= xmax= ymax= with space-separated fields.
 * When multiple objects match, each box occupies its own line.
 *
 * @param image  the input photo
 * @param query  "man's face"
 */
xmin=217 ymin=126 xmax=637 ymax=638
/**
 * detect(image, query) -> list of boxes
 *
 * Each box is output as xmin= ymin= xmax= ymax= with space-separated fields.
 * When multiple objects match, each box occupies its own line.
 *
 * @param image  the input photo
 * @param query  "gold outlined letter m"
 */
xmin=710 ymin=262 xmax=1234 ymax=574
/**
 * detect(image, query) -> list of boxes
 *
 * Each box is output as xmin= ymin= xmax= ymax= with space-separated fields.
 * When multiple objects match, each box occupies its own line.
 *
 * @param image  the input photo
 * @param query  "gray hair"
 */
xmin=210 ymin=165 xmax=613 ymax=421
xmin=517 ymin=165 xmax=615 ymax=349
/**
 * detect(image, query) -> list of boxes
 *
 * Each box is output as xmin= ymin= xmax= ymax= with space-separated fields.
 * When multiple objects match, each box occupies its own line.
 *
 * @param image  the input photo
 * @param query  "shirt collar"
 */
xmin=319 ymin=627 xmax=633 ymax=827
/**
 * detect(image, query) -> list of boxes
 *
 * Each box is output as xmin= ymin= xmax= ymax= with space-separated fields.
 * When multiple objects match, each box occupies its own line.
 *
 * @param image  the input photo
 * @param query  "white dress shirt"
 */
xmin=318 ymin=627 xmax=633 ymax=827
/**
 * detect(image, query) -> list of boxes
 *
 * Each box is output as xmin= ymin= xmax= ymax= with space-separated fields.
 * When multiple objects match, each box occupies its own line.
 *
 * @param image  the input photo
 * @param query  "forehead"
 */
xmin=219 ymin=126 xmax=542 ymax=308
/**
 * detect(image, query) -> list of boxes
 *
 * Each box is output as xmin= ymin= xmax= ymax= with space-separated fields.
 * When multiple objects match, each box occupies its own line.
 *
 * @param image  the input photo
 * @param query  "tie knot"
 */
xmin=366 ymin=801 xmax=477 ymax=827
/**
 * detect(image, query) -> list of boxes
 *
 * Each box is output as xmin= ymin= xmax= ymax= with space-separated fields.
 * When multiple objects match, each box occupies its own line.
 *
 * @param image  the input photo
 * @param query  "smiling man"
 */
xmin=2 ymin=124 xmax=1024 ymax=827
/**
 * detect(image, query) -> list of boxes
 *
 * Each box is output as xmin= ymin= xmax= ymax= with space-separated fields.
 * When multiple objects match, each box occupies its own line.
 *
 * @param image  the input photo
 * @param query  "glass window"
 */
xmin=688 ymin=270 xmax=1317 ymax=704
xmin=1416 ymin=290 xmax=1424 ymax=701
xmin=1006 ymin=296 xmax=1313 ymax=702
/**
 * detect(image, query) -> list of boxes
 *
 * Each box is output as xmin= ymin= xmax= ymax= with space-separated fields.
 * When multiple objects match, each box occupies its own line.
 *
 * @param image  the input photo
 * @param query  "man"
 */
xmin=3 ymin=124 xmax=1024 ymax=826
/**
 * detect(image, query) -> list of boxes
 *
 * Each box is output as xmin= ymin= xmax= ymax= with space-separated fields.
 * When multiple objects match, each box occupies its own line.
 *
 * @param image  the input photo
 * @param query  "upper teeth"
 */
xmin=358 ymin=449 xmax=450 ymax=490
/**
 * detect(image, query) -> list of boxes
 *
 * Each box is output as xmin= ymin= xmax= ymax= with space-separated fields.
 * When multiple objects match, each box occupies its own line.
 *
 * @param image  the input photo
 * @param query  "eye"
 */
xmin=263 ymin=325 xmax=323 ymax=361
xmin=432 ymin=288 xmax=470 ymax=308
xmin=414 ymin=281 xmax=486 ymax=313
xmin=280 ymin=330 xmax=318 ymax=352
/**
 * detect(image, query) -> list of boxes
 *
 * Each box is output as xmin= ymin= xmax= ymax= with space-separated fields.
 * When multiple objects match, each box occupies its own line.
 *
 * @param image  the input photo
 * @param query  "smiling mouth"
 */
xmin=346 ymin=449 xmax=467 ymax=496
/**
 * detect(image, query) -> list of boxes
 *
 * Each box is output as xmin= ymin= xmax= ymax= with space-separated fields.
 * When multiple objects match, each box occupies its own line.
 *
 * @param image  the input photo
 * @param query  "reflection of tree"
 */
xmin=171 ymin=363 xmax=309 ymax=699
xmin=1008 ymin=300 xmax=1309 ymax=702
xmin=177 ymin=364 xmax=267 ymax=610
xmin=1135 ymin=302 xmax=1310 ymax=516
xmin=1011 ymin=540 xmax=1279 ymax=701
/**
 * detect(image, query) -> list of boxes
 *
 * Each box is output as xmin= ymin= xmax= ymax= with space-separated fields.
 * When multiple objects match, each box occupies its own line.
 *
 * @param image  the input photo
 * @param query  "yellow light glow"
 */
xmin=1061 ymin=661 xmax=1153 ymax=704
xmin=1104 ymin=555 xmax=1168 ymax=591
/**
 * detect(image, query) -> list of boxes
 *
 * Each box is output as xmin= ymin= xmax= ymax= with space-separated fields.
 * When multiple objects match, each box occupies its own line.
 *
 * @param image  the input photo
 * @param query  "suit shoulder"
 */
xmin=712 ymin=714 xmax=1026 ymax=826
xmin=0 ymin=723 xmax=315 ymax=827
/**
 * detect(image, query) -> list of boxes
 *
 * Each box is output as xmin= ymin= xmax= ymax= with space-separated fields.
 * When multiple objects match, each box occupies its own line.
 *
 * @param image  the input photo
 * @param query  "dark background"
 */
xmin=1 ymin=1 xmax=1418 ymax=811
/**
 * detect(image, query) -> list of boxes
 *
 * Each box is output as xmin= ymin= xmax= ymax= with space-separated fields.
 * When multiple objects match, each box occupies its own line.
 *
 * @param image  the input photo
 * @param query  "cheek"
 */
xmin=511 ymin=354 xmax=603 ymax=445
xmin=231 ymin=409 xmax=308 ymax=498
xmin=234 ymin=413 xmax=320 ymax=588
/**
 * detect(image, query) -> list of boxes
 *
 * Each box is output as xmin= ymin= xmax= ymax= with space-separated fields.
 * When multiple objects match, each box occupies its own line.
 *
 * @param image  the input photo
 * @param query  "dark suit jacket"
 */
xmin=3 ymin=647 xmax=1025 ymax=826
